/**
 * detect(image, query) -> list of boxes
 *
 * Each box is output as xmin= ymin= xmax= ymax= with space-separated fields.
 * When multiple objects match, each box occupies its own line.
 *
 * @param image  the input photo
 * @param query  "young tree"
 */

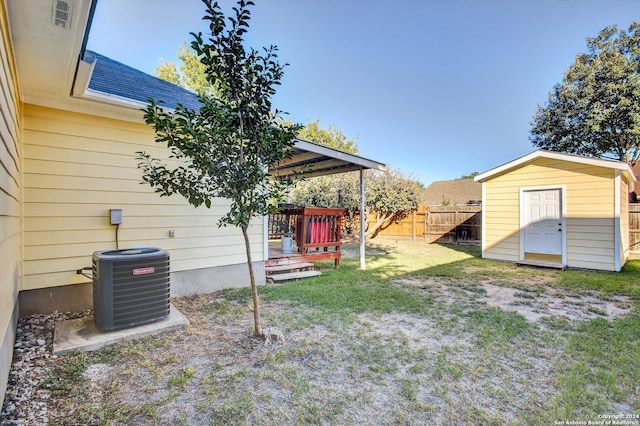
xmin=530 ymin=23 xmax=640 ymax=164
xmin=137 ymin=0 xmax=300 ymax=337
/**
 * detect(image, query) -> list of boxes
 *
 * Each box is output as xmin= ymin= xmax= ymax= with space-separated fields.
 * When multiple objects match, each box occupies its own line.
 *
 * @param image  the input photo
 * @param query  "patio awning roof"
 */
xmin=271 ymin=138 xmax=387 ymax=178
xmin=269 ymin=138 xmax=386 ymax=270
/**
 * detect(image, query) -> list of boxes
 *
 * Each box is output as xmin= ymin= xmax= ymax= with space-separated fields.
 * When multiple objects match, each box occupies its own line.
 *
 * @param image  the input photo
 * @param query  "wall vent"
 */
xmin=52 ymin=0 xmax=73 ymax=29
xmin=93 ymin=248 xmax=170 ymax=331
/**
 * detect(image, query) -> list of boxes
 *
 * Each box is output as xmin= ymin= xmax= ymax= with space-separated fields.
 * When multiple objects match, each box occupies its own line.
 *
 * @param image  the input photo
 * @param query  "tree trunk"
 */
xmin=241 ymin=225 xmax=262 ymax=337
xmin=365 ymin=211 xmax=393 ymax=239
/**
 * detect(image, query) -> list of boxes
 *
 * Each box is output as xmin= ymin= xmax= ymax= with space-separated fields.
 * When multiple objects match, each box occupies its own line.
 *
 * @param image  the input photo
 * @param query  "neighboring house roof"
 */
xmin=475 ymin=149 xmax=636 ymax=184
xmin=633 ymin=162 xmax=640 ymax=181
xmin=83 ymin=50 xmax=202 ymax=111
xmin=421 ymin=178 xmax=481 ymax=206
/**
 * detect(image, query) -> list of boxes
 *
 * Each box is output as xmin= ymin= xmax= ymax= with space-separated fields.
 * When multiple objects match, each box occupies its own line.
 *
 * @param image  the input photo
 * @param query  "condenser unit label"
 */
xmin=132 ymin=267 xmax=155 ymax=276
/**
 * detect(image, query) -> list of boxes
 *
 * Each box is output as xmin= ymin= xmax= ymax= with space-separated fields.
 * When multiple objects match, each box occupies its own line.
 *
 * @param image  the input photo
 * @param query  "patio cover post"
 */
xmin=360 ymin=168 xmax=366 ymax=270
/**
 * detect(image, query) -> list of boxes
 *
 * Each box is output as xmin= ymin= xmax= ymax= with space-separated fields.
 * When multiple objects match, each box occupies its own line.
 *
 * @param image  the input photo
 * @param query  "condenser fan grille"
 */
xmin=93 ymin=248 xmax=170 ymax=331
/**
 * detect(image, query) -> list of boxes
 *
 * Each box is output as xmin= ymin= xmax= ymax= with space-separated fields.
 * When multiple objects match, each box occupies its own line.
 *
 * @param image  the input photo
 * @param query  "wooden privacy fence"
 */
xmin=375 ymin=204 xmax=482 ymax=244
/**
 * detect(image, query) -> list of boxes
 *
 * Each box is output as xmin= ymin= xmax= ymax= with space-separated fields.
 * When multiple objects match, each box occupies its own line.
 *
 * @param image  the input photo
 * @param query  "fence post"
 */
xmin=412 ymin=211 xmax=416 ymax=242
xmin=454 ymin=207 xmax=459 ymax=244
xmin=424 ymin=208 xmax=428 ymax=242
xmin=426 ymin=207 xmax=431 ymax=243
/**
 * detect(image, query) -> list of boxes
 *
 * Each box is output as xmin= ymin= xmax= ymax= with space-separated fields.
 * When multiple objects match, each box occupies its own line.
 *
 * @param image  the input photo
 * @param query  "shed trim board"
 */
xmin=480 ymin=181 xmax=486 ymax=259
xmin=475 ymin=149 xmax=635 ymax=185
xmin=519 ymin=185 xmax=566 ymax=267
xmin=614 ymin=171 xmax=621 ymax=272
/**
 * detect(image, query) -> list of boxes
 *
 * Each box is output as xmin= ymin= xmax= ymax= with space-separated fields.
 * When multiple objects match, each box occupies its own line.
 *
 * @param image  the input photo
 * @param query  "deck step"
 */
xmin=265 ymin=262 xmax=315 ymax=275
xmin=265 ymin=256 xmax=307 ymax=267
xmin=267 ymin=270 xmax=322 ymax=283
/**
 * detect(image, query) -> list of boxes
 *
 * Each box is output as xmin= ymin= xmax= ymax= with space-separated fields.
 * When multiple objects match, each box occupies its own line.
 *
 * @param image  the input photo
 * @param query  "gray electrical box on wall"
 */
xmin=110 ymin=209 xmax=122 ymax=225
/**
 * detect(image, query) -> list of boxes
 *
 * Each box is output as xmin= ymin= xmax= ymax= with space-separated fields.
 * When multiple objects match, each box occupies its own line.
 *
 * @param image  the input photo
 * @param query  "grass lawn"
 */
xmin=33 ymin=241 xmax=640 ymax=424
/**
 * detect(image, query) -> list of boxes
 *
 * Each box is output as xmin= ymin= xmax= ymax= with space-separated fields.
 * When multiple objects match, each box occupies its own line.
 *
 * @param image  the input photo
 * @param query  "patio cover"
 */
xmin=270 ymin=138 xmax=388 ymax=269
xmin=272 ymin=138 xmax=387 ymax=179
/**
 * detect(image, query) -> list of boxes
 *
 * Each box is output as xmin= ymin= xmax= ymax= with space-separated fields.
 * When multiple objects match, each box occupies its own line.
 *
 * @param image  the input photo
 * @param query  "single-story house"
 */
xmin=474 ymin=150 xmax=635 ymax=272
xmin=420 ymin=178 xmax=481 ymax=206
xmin=0 ymin=0 xmax=384 ymax=402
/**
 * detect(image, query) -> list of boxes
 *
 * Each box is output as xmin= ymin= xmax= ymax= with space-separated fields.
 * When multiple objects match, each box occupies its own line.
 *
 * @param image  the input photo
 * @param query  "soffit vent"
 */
xmin=52 ymin=0 xmax=73 ymax=29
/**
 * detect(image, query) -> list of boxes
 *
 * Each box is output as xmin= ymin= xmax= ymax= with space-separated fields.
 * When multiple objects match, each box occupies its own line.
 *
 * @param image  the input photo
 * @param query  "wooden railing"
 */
xmin=269 ymin=207 xmax=344 ymax=267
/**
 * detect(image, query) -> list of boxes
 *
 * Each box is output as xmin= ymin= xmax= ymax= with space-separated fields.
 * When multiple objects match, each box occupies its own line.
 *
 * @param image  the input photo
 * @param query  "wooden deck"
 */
xmin=266 ymin=242 xmax=318 ymax=282
xmin=266 ymin=239 xmax=341 ymax=282
xmin=267 ymin=207 xmax=344 ymax=282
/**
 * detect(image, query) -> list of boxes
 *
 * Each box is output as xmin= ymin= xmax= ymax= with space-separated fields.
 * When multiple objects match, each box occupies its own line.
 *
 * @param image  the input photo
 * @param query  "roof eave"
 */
xmin=294 ymin=138 xmax=387 ymax=172
xmin=475 ymin=149 xmax=636 ymax=183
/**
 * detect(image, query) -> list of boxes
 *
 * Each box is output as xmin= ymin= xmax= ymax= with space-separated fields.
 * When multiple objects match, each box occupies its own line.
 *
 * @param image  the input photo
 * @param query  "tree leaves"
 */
xmin=530 ymin=22 xmax=640 ymax=164
xmin=289 ymin=168 xmax=423 ymax=238
xmin=139 ymin=0 xmax=301 ymax=225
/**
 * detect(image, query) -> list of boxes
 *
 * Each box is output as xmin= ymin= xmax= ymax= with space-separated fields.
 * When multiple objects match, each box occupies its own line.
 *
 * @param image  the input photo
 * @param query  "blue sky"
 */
xmin=87 ymin=0 xmax=639 ymax=185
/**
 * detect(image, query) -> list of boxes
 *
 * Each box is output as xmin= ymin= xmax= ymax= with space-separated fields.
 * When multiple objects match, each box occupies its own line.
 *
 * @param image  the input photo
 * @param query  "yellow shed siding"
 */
xmin=482 ymin=174 xmax=520 ymax=261
xmin=482 ymin=157 xmax=627 ymax=270
xmin=22 ymin=104 xmax=264 ymax=290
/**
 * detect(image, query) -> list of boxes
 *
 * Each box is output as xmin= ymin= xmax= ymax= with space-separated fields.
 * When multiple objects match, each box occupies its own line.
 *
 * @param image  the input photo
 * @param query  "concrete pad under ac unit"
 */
xmin=52 ymin=304 xmax=189 ymax=355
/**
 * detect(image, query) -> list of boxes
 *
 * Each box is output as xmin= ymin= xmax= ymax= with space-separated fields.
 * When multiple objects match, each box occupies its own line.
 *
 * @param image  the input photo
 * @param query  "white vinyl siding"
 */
xmin=22 ymin=104 xmax=263 ymax=290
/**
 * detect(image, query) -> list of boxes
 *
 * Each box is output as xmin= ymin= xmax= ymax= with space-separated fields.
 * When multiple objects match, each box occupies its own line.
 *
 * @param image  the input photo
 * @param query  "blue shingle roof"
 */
xmin=84 ymin=50 xmax=202 ymax=111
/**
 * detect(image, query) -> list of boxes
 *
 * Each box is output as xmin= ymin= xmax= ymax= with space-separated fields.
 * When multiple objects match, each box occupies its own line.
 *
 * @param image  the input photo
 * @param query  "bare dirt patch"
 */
xmin=479 ymin=282 xmax=632 ymax=322
xmin=396 ymin=277 xmax=633 ymax=323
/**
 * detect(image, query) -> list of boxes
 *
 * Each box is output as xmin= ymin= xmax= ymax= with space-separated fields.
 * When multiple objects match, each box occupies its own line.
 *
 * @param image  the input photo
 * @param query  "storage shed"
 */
xmin=474 ymin=150 xmax=635 ymax=272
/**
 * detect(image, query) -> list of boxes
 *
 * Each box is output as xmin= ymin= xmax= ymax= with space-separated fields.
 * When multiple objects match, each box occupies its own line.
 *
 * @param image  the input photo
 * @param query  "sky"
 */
xmin=87 ymin=0 xmax=639 ymax=186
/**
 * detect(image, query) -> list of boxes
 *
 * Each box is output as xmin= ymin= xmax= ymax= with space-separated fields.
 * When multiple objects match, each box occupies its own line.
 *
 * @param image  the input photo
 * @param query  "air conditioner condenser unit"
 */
xmin=92 ymin=248 xmax=170 ymax=331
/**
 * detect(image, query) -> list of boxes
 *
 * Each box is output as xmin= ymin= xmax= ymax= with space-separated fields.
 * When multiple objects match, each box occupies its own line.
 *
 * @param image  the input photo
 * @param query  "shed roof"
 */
xmin=475 ymin=150 xmax=636 ymax=183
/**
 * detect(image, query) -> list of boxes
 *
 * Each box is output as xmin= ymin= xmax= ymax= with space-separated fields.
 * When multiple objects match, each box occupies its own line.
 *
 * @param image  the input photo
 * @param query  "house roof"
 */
xmin=420 ymin=178 xmax=481 ymax=206
xmin=475 ymin=150 xmax=636 ymax=184
xmin=83 ymin=50 xmax=202 ymax=111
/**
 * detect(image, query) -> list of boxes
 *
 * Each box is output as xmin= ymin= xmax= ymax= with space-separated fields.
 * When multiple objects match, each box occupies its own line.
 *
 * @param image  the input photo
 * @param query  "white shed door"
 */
xmin=523 ymin=189 xmax=562 ymax=256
